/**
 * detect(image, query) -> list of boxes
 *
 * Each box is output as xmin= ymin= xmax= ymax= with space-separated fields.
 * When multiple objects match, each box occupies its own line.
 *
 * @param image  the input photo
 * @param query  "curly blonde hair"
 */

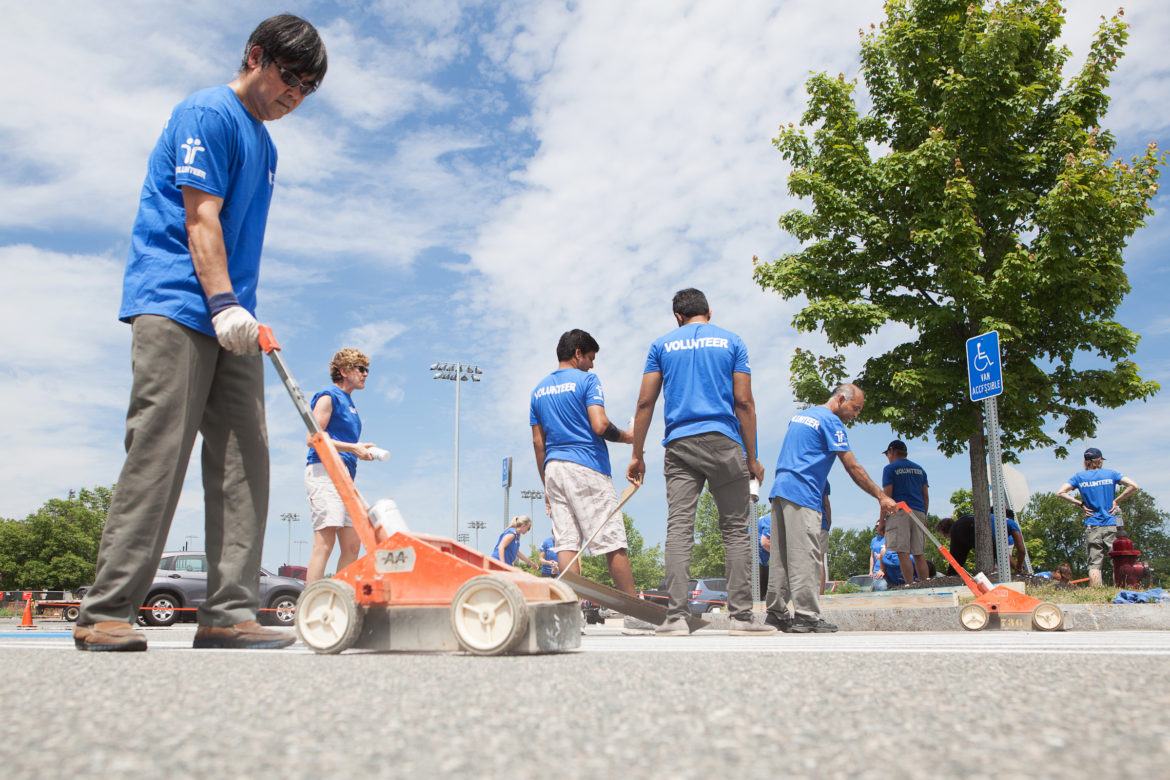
xmin=330 ymin=348 xmax=370 ymax=382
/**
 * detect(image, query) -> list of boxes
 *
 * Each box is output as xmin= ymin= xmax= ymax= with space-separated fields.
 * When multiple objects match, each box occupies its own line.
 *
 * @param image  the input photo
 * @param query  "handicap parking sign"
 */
xmin=966 ymin=331 xmax=1003 ymax=401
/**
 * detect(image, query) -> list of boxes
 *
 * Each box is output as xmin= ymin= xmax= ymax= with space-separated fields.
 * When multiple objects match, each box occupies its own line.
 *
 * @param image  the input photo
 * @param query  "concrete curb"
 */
xmin=700 ymin=602 xmax=1170 ymax=631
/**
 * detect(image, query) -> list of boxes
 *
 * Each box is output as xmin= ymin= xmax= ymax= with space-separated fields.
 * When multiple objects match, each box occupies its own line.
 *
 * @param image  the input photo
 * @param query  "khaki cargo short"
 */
xmin=885 ymin=508 xmax=925 ymax=555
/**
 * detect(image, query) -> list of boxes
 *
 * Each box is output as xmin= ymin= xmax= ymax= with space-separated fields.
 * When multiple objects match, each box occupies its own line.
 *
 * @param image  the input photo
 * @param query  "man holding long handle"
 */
xmin=627 ymin=289 xmax=775 ymax=636
xmin=75 ymin=16 xmax=327 ymax=652
xmin=766 ymin=384 xmax=897 ymax=633
xmin=531 ymin=330 xmax=637 ymax=597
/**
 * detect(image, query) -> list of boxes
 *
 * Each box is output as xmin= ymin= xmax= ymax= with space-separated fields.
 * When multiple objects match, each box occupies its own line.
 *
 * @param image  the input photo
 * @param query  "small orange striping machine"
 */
xmin=261 ymin=326 xmax=581 ymax=655
xmin=896 ymin=501 xmax=1064 ymax=631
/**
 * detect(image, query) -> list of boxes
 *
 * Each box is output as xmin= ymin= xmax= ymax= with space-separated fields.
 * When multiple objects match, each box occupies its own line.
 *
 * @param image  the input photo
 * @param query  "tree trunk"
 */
xmin=968 ymin=404 xmax=994 ymax=575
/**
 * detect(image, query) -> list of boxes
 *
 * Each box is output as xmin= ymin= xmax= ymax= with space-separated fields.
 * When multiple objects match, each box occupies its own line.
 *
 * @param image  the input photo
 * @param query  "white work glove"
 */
xmin=211 ymin=306 xmax=260 ymax=355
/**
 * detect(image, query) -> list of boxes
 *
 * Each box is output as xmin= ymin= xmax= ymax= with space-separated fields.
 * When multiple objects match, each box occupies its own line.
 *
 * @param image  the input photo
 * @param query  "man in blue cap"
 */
xmin=880 ymin=439 xmax=929 ymax=586
xmin=1057 ymin=447 xmax=1139 ymax=586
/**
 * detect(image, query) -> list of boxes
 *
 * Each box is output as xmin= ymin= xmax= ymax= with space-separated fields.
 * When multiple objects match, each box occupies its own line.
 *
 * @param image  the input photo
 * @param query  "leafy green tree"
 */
xmin=578 ymin=514 xmax=664 ymax=591
xmin=691 ymin=490 xmax=728 ymax=578
xmin=826 ymin=528 xmax=872 ymax=581
xmin=753 ymin=0 xmax=1163 ymax=576
xmin=1019 ymin=490 xmax=1094 ymax=576
xmin=0 ymin=486 xmax=111 ymax=590
xmin=950 ymin=488 xmax=973 ymax=518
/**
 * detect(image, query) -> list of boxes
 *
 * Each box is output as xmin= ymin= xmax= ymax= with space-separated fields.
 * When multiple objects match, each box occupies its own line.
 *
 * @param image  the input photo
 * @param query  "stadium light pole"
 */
xmin=520 ymin=489 xmax=543 ymax=521
xmin=430 ymin=361 xmax=483 ymax=539
xmin=280 ymin=512 xmax=299 ymax=566
xmin=468 ymin=520 xmax=487 ymax=550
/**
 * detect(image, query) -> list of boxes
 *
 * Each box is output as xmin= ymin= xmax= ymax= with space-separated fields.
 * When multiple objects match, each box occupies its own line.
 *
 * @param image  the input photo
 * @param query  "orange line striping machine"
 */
xmin=896 ymin=501 xmax=1064 ymax=631
xmin=261 ymin=326 xmax=581 ymax=655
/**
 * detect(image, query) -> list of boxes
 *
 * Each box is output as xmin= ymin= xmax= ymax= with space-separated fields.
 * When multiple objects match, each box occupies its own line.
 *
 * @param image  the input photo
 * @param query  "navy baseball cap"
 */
xmin=1083 ymin=447 xmax=1105 ymax=460
xmin=883 ymin=439 xmax=907 ymax=454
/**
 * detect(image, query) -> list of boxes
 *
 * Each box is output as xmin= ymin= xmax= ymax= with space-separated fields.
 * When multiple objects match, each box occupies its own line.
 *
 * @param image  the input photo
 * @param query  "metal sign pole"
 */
xmin=749 ymin=479 xmax=760 ymax=603
xmin=984 ymin=396 xmax=1011 ymax=582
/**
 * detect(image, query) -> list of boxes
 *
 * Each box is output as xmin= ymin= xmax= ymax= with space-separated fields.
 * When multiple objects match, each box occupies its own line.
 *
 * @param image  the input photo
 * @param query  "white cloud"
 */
xmin=342 ymin=320 xmax=410 ymax=356
xmin=0 ymin=245 xmax=131 ymax=518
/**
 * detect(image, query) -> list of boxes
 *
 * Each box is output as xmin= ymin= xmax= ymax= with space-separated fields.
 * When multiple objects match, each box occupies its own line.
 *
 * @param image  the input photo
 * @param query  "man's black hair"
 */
xmin=672 ymin=288 xmax=709 ymax=318
xmin=242 ymin=14 xmax=328 ymax=84
xmin=556 ymin=329 xmax=600 ymax=362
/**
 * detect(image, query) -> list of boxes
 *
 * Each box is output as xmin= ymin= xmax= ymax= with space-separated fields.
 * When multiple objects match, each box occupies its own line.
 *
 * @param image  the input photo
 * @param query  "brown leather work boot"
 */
xmin=192 ymin=619 xmax=296 ymax=649
xmin=74 ymin=621 xmax=148 ymax=652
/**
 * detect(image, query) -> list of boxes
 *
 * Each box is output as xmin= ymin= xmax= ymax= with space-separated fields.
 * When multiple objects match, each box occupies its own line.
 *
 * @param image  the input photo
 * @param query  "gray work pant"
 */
xmin=766 ymin=497 xmax=822 ymax=622
xmin=663 ymin=432 xmax=752 ymax=620
xmin=79 ymin=315 xmax=269 ymax=627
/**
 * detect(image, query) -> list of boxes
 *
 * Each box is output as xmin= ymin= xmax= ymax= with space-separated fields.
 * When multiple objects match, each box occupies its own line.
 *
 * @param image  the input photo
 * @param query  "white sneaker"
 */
xmin=728 ymin=615 xmax=778 ymax=636
xmin=654 ymin=615 xmax=691 ymax=636
xmin=621 ymin=615 xmax=655 ymax=635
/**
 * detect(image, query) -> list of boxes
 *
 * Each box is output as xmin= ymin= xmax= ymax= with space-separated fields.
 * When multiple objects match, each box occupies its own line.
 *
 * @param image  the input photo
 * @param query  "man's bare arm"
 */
xmin=839 ymin=450 xmax=897 ymax=514
xmin=531 ymin=425 xmax=548 ymax=484
xmin=588 ymin=405 xmax=633 ymax=444
xmin=626 ymin=372 xmax=662 ymax=485
xmin=731 ymin=372 xmax=764 ymax=483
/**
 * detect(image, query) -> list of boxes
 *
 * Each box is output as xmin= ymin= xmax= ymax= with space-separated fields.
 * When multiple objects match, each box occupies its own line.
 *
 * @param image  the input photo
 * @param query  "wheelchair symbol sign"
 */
xmin=966 ymin=331 xmax=1003 ymax=401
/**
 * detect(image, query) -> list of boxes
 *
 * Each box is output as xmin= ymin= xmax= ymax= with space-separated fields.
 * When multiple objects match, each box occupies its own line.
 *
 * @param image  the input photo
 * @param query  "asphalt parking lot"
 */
xmin=2 ymin=620 xmax=1168 ymax=779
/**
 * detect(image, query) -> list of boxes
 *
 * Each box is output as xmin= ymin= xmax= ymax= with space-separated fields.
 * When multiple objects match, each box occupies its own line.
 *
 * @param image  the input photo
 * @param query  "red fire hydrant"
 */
xmin=1109 ymin=531 xmax=1150 ymax=588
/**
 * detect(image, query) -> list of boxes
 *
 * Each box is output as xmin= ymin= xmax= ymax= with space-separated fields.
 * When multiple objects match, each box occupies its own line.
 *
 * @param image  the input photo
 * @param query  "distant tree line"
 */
xmin=0 ymin=486 xmax=111 ymax=590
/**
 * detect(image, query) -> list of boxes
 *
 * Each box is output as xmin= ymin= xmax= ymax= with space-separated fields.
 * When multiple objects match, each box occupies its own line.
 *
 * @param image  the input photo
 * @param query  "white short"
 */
xmin=544 ymin=460 xmax=628 ymax=556
xmin=305 ymin=463 xmax=351 ymax=531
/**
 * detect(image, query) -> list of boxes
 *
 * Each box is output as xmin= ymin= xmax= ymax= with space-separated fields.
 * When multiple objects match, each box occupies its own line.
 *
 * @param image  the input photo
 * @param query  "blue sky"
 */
xmin=2 ymin=1 xmax=1167 ymax=574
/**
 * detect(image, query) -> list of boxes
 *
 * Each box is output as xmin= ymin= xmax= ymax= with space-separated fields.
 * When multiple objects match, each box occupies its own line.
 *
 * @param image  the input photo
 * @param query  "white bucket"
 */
xmin=369 ymin=498 xmax=409 ymax=535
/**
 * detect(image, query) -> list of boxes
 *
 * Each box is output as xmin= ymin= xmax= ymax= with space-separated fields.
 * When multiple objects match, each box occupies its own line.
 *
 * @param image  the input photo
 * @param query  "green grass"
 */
xmin=1025 ymin=583 xmax=1124 ymax=604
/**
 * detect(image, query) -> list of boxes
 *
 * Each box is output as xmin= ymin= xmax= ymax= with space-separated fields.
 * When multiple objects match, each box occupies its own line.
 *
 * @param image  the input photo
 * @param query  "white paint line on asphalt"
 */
xmin=3 ymin=631 xmax=1168 ymax=656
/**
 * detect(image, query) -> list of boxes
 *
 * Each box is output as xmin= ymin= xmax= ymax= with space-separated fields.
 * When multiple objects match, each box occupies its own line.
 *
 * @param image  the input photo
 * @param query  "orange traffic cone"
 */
xmin=17 ymin=596 xmax=38 ymax=630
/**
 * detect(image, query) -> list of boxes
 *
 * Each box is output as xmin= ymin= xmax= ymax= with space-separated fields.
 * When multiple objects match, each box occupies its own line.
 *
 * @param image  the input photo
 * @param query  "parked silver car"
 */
xmin=139 ymin=552 xmax=305 ymax=627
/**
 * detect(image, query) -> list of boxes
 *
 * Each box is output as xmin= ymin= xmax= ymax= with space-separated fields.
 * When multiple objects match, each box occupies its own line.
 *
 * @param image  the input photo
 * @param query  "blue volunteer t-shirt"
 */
xmin=821 ymin=481 xmax=832 ymax=531
xmin=644 ymin=322 xmax=750 ymax=447
xmin=882 ymin=458 xmax=928 ymax=512
xmin=1067 ymin=468 xmax=1125 ymax=526
xmin=530 ymin=368 xmax=611 ymax=475
xmin=307 ymin=387 xmax=362 ymax=478
xmin=769 ymin=406 xmax=851 ymax=510
xmin=990 ymin=514 xmax=1022 ymax=546
xmin=540 ymin=536 xmax=556 ymax=576
xmin=757 ymin=514 xmax=771 ymax=566
xmin=492 ymin=528 xmax=521 ymax=565
xmin=120 ymin=86 xmax=277 ymax=338
xmin=881 ymin=550 xmax=906 ymax=585
xmin=870 ymin=535 xmax=885 ymax=574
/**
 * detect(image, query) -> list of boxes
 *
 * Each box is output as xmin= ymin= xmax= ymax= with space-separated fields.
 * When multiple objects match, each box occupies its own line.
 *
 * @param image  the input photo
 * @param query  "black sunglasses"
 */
xmin=354 ymin=366 xmax=369 ymax=375
xmin=273 ymin=60 xmax=318 ymax=96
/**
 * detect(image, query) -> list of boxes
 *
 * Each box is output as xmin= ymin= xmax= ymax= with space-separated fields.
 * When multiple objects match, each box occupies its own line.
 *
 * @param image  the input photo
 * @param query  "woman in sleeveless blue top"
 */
xmin=305 ymin=348 xmax=380 ymax=583
xmin=491 ymin=516 xmax=536 ymax=567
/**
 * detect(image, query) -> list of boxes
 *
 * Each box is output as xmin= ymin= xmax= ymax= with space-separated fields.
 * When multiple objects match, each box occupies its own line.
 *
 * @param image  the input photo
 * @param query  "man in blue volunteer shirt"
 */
xmin=758 ymin=513 xmax=771 ymax=600
xmin=531 ymin=330 xmax=636 ymax=595
xmin=1058 ymin=447 xmax=1139 ymax=586
xmin=766 ymin=384 xmax=896 ymax=633
xmin=627 ymin=289 xmax=774 ymax=636
xmin=538 ymin=536 xmax=559 ymax=577
xmin=869 ymin=519 xmax=888 ymax=590
xmin=880 ymin=440 xmax=930 ymax=588
xmin=76 ymin=16 xmax=327 ymax=653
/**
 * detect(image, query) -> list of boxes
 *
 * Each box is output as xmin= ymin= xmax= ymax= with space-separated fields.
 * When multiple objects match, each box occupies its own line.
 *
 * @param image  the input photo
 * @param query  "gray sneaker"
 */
xmin=621 ymin=615 xmax=656 ymax=635
xmin=728 ymin=615 xmax=778 ymax=636
xmin=654 ymin=615 xmax=691 ymax=636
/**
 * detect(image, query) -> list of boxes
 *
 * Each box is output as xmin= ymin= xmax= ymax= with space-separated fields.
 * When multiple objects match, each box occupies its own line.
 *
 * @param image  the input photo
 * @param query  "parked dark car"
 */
xmin=139 ymin=552 xmax=305 ymax=627
xmin=640 ymin=578 xmax=728 ymax=616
